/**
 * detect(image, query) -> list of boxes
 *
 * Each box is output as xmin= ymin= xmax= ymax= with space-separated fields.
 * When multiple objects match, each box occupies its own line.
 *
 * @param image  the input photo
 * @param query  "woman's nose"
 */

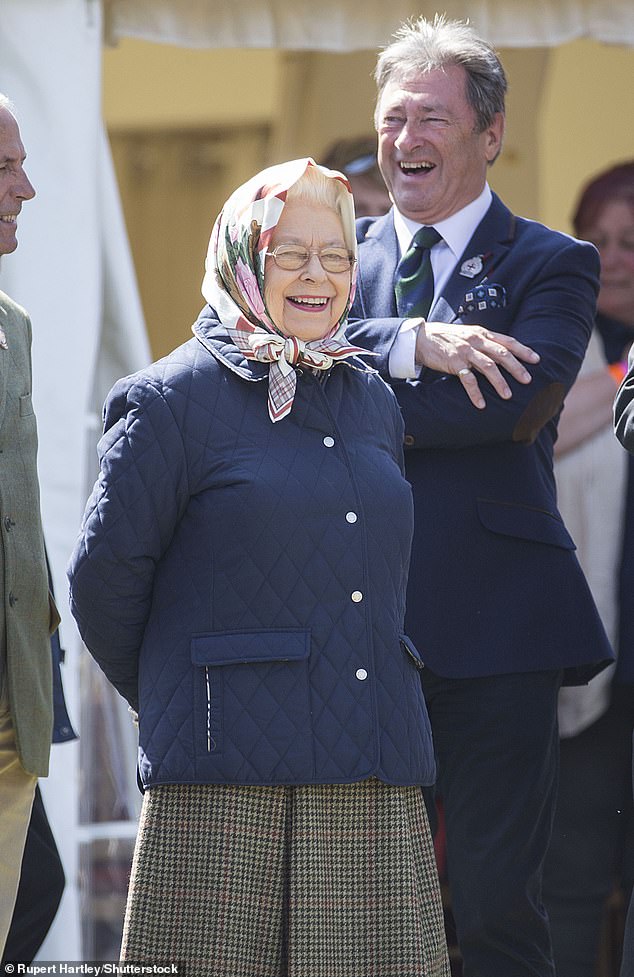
xmin=302 ymin=252 xmax=327 ymax=279
xmin=599 ymin=240 xmax=622 ymax=268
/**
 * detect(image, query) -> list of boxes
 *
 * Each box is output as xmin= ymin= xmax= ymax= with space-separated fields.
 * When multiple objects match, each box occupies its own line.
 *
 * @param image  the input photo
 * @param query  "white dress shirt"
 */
xmin=389 ymin=184 xmax=493 ymax=378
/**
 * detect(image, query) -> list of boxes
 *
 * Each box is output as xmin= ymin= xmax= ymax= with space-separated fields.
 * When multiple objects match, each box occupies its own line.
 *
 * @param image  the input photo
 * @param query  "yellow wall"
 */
xmin=103 ymin=41 xmax=281 ymax=128
xmin=540 ymin=39 xmax=634 ymax=235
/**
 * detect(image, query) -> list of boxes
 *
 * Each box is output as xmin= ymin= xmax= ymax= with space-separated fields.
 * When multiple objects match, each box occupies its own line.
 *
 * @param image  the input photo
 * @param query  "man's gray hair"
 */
xmin=374 ymin=15 xmax=507 ymax=132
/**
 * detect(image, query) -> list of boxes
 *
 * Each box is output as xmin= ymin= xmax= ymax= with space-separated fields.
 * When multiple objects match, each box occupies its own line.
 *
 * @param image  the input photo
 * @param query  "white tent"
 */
xmin=104 ymin=0 xmax=634 ymax=48
xmin=1 ymin=0 xmax=633 ymax=962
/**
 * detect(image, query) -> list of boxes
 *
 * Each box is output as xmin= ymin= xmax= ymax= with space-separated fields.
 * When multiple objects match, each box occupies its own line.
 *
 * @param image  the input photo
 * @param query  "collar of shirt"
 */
xmin=393 ymin=184 xmax=492 ymax=298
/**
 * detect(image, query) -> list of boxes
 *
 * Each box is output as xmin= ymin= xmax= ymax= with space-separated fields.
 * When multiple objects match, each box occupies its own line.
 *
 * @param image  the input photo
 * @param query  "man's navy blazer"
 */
xmin=347 ymin=193 xmax=614 ymax=684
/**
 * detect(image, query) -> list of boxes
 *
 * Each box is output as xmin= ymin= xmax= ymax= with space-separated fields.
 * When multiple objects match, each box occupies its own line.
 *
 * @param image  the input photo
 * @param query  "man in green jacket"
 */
xmin=0 ymin=92 xmax=56 ymax=955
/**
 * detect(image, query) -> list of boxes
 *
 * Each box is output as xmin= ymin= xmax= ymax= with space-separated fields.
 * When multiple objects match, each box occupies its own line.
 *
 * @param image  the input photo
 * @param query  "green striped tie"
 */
xmin=395 ymin=226 xmax=442 ymax=319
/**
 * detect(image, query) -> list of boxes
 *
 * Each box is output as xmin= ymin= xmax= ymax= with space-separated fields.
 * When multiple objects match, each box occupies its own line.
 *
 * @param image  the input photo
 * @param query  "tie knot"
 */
xmin=412 ymin=226 xmax=442 ymax=251
xmin=397 ymin=226 xmax=441 ymax=281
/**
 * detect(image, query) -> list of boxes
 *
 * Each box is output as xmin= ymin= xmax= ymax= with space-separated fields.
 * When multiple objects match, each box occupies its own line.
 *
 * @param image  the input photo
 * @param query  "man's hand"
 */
xmin=414 ymin=320 xmax=540 ymax=409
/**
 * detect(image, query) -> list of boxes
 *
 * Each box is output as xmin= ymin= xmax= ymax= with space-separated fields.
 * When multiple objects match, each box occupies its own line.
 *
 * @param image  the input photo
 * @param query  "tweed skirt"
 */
xmin=120 ymin=778 xmax=450 ymax=977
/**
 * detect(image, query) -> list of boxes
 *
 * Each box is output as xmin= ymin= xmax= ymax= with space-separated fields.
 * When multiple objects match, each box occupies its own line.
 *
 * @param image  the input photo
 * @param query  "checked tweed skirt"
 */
xmin=120 ymin=777 xmax=450 ymax=977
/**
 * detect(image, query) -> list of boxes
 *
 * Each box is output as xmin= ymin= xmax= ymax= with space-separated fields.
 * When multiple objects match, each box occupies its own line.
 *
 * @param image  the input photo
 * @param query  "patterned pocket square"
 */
xmin=457 ymin=283 xmax=507 ymax=315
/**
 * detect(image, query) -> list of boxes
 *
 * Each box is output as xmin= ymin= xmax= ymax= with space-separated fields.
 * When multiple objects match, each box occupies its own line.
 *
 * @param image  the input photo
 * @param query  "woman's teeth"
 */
xmin=290 ymin=297 xmax=328 ymax=307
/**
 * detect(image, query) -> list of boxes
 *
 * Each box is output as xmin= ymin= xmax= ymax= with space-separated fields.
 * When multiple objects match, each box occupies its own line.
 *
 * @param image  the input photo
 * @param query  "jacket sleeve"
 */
xmin=67 ymin=375 xmax=190 ymax=708
xmin=347 ymin=238 xmax=599 ymax=450
xmin=615 ymin=359 xmax=634 ymax=454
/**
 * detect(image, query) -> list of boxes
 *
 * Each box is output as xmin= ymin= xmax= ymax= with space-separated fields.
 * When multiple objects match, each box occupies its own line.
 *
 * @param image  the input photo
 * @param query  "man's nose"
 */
xmin=17 ymin=166 xmax=36 ymax=200
xmin=394 ymin=120 xmax=421 ymax=152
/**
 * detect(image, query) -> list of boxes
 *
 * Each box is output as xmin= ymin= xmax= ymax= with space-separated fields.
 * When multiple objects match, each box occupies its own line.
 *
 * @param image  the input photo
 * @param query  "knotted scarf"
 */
xmin=201 ymin=157 xmax=373 ymax=422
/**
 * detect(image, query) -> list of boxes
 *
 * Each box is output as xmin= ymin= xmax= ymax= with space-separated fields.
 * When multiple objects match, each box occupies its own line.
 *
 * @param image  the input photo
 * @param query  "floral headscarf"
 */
xmin=201 ymin=157 xmax=373 ymax=422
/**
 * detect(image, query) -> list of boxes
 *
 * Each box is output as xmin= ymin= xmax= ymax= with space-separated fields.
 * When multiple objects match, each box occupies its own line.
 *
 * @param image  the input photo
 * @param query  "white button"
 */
xmin=323 ymin=436 xmax=335 ymax=447
xmin=351 ymin=590 xmax=363 ymax=603
xmin=356 ymin=668 xmax=368 ymax=681
xmin=345 ymin=512 xmax=358 ymax=524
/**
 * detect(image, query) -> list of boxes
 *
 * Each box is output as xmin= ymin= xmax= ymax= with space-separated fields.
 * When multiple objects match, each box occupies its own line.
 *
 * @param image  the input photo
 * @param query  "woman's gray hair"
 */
xmin=374 ymin=15 xmax=507 ymax=133
xmin=286 ymin=164 xmax=355 ymax=252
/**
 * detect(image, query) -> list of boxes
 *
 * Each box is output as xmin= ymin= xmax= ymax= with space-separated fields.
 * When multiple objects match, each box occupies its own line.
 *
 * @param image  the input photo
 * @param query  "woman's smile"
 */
xmin=286 ymin=294 xmax=331 ymax=312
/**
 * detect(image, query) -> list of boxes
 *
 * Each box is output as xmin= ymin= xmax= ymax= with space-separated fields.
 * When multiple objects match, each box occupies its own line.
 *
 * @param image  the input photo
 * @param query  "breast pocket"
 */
xmin=477 ymin=498 xmax=575 ymax=549
xmin=191 ymin=628 xmax=314 ymax=782
xmin=16 ymin=393 xmax=37 ymax=447
xmin=19 ymin=393 xmax=34 ymax=417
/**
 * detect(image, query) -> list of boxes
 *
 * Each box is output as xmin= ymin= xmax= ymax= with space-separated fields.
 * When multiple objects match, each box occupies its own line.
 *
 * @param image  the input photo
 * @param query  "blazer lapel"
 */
xmin=432 ymin=193 xmax=516 ymax=323
xmin=356 ymin=212 xmax=400 ymax=318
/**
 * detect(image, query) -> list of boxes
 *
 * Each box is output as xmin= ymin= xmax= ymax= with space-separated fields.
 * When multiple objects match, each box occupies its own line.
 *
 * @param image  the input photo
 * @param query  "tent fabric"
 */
xmin=104 ymin=0 xmax=634 ymax=49
xmin=0 ymin=0 xmax=151 ymax=961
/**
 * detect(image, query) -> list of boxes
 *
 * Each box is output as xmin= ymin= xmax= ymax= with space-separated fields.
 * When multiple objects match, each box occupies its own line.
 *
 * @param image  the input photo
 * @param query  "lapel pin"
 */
xmin=459 ymin=255 xmax=484 ymax=278
xmin=0 ymin=327 xmax=7 ymax=350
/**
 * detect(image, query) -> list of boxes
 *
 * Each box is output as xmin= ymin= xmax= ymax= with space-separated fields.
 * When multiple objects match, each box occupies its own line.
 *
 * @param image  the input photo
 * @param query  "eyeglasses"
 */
xmin=267 ymin=245 xmax=355 ymax=274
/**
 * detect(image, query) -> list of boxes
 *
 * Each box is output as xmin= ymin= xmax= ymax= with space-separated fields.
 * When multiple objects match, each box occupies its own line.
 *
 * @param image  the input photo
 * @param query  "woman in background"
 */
xmin=544 ymin=161 xmax=634 ymax=977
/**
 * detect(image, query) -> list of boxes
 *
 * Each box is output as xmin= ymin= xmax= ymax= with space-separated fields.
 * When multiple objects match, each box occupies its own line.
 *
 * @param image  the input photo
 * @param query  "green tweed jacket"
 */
xmin=0 ymin=289 xmax=56 ymax=776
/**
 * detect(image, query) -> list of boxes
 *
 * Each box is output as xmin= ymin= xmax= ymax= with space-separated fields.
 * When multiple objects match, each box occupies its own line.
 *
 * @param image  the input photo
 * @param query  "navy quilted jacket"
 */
xmin=68 ymin=307 xmax=435 ymax=788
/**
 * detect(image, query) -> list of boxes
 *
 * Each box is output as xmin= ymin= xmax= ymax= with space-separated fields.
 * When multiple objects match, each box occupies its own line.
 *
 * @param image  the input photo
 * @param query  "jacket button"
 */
xmin=355 ymin=668 xmax=368 ymax=681
xmin=351 ymin=590 xmax=363 ymax=603
xmin=323 ymin=436 xmax=335 ymax=447
xmin=345 ymin=512 xmax=357 ymax=524
xmin=404 ymin=434 xmax=415 ymax=447
xmin=8 ymin=591 xmax=17 ymax=607
xmin=3 ymin=515 xmax=15 ymax=531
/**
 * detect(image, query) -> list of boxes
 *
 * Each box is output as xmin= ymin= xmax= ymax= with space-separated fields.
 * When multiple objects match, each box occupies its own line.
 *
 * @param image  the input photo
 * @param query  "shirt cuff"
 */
xmin=388 ymin=319 xmax=422 ymax=379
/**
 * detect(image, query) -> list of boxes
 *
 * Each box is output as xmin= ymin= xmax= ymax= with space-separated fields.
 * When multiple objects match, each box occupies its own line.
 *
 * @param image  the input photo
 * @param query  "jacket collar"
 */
xmin=192 ymin=305 xmax=269 ymax=382
xmin=355 ymin=212 xmax=400 ymax=319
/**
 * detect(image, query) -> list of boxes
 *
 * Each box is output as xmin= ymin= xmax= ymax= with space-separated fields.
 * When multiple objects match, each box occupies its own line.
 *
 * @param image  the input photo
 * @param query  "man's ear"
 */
xmin=485 ymin=113 xmax=505 ymax=164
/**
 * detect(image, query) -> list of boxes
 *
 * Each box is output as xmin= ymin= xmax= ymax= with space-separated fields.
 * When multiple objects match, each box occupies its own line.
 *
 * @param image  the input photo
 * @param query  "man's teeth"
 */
xmin=400 ymin=162 xmax=434 ymax=172
xmin=0 ymin=215 xmax=17 ymax=223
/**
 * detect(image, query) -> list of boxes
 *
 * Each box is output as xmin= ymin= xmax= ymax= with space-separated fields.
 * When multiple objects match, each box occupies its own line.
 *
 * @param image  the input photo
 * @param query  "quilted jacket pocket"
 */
xmin=400 ymin=633 xmax=424 ymax=670
xmin=190 ymin=629 xmax=313 ymax=781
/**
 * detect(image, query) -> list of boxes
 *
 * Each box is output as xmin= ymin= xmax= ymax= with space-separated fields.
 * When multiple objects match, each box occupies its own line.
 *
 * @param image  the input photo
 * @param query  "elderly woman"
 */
xmin=67 ymin=159 xmax=449 ymax=977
